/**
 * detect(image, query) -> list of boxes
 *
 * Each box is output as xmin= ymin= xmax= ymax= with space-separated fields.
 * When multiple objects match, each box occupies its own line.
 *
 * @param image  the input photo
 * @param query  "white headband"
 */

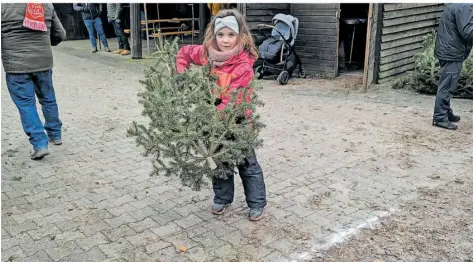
xmin=214 ymin=16 xmax=239 ymax=35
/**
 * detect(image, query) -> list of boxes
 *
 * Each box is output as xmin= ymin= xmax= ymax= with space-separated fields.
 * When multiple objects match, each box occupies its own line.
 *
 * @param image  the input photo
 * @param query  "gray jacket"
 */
xmin=435 ymin=4 xmax=473 ymax=62
xmin=1 ymin=3 xmax=66 ymax=74
xmin=107 ymin=3 xmax=123 ymax=20
xmin=73 ymin=3 xmax=102 ymax=21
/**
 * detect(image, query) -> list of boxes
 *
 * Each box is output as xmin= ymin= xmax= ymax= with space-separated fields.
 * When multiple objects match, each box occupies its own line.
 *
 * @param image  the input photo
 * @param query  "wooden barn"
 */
xmin=241 ymin=3 xmax=445 ymax=87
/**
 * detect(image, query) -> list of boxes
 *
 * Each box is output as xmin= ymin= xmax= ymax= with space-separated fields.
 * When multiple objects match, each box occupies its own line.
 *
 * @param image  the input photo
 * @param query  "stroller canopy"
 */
xmin=271 ymin=14 xmax=299 ymax=46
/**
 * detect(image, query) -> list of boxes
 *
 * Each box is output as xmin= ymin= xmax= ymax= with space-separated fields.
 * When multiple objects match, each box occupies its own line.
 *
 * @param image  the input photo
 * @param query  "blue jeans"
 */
xmin=83 ymin=17 xmax=108 ymax=48
xmin=6 ymin=70 xmax=62 ymax=150
xmin=212 ymin=151 xmax=267 ymax=209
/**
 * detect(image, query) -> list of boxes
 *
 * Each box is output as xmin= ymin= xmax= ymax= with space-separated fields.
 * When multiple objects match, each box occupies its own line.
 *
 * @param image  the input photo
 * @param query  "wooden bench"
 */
xmin=151 ymin=30 xmax=199 ymax=37
xmin=124 ymin=27 xmax=180 ymax=34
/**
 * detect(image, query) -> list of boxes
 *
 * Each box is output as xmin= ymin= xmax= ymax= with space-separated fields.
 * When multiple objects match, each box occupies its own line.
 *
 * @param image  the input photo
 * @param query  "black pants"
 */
xmin=112 ymin=20 xmax=130 ymax=50
xmin=433 ymin=60 xmax=463 ymax=122
xmin=212 ymin=150 xmax=266 ymax=209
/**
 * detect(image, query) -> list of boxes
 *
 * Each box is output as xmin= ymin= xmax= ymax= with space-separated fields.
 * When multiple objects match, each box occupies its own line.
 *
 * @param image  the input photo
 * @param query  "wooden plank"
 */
xmin=246 ymin=15 xmax=276 ymax=22
xmin=248 ymin=21 xmax=272 ymax=29
xmin=381 ymin=27 xmax=434 ymax=42
xmin=382 ymin=19 xmax=438 ymax=35
xmin=363 ymin=3 xmax=373 ymax=91
xmin=378 ymin=63 xmax=415 ymax=79
xmin=379 ymin=56 xmax=415 ymax=72
xmin=298 ymin=28 xmax=338 ymax=36
xmin=302 ymin=63 xmax=337 ymax=75
xmin=295 ymin=16 xmax=338 ymax=23
xmin=297 ymin=22 xmax=337 ymax=30
xmin=383 ymin=4 xmax=444 ymax=19
xmin=295 ymin=34 xmax=337 ymax=42
xmin=298 ymin=53 xmax=338 ymax=61
xmin=292 ymin=4 xmax=339 ymax=10
xmin=296 ymin=40 xmax=337 ymax=49
xmin=381 ymin=34 xmax=426 ymax=50
xmin=246 ymin=9 xmax=288 ymax=16
xmin=380 ymin=48 xmax=423 ymax=64
xmin=383 ymin=12 xmax=441 ymax=27
xmin=151 ymin=30 xmax=199 ymax=37
xmin=246 ymin=3 xmax=290 ymax=10
xmin=296 ymin=46 xmax=337 ymax=55
xmin=384 ymin=3 xmax=439 ymax=12
xmin=380 ymin=42 xmax=423 ymax=57
xmin=378 ymin=72 xmax=408 ymax=84
xmin=292 ymin=10 xmax=339 ymax=17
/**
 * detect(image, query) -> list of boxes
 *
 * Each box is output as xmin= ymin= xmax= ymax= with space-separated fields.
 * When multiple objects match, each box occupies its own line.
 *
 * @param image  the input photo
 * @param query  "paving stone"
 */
xmin=209 ymin=243 xmax=252 ymax=261
xmin=54 ymin=229 xmax=86 ymax=246
xmin=150 ymin=222 xmax=182 ymax=238
xmin=128 ymin=217 xmax=159 ymax=233
xmin=104 ymin=212 xmax=136 ymax=229
xmin=19 ymin=236 xmax=58 ymax=257
xmin=1 ymin=245 xmax=26 ymax=262
xmin=107 ymin=204 xmax=137 ymax=217
xmin=75 ymin=232 xmax=110 ymax=251
xmin=27 ymin=225 xmax=61 ymax=241
xmin=162 ymin=231 xmax=200 ymax=250
xmin=145 ymin=240 xmax=173 ymax=254
xmin=21 ymin=250 xmax=53 ymax=262
xmin=174 ymin=214 xmax=203 ymax=229
xmin=129 ymin=206 xmax=157 ymax=222
xmin=128 ymin=197 xmax=157 ymax=210
xmin=1 ymin=232 xmax=32 ymax=250
xmin=125 ymin=230 xmax=159 ymax=247
xmin=79 ymin=220 xmax=113 ymax=236
xmin=45 ymin=241 xmax=84 ymax=262
xmin=102 ymin=225 xmax=137 ymax=242
xmin=191 ymin=232 xmax=228 ymax=251
xmin=63 ymin=246 xmax=108 ymax=262
xmin=12 ymin=210 xmax=43 ymax=224
xmin=149 ymin=210 xmax=183 ymax=226
xmin=172 ymin=203 xmax=202 ymax=217
xmin=185 ymin=245 xmax=214 ymax=261
xmin=33 ymin=212 xmax=66 ymax=227
xmin=97 ymin=238 xmax=134 ymax=259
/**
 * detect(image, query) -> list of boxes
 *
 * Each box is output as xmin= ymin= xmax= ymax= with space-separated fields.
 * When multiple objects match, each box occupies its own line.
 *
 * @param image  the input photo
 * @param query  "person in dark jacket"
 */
xmin=107 ymin=3 xmax=130 ymax=55
xmin=73 ymin=3 xmax=110 ymax=53
xmin=433 ymin=3 xmax=473 ymax=130
xmin=1 ymin=3 xmax=66 ymax=160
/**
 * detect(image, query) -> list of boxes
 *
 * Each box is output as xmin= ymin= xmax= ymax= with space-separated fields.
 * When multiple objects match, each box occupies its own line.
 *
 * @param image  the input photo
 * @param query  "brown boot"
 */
xmin=113 ymin=49 xmax=123 ymax=54
xmin=120 ymin=49 xmax=130 ymax=56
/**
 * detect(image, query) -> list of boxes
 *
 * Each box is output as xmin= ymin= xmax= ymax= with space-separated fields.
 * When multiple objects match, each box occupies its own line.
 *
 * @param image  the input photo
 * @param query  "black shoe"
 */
xmin=448 ymin=112 xmax=461 ymax=122
xmin=432 ymin=120 xmax=458 ymax=130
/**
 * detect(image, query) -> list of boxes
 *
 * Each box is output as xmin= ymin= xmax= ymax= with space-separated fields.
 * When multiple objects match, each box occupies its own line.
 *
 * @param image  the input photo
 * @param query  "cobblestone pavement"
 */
xmin=2 ymin=40 xmax=472 ymax=261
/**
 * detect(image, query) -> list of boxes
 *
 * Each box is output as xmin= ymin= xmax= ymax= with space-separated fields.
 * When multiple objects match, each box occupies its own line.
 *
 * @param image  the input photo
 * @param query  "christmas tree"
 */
xmin=127 ymin=37 xmax=265 ymax=191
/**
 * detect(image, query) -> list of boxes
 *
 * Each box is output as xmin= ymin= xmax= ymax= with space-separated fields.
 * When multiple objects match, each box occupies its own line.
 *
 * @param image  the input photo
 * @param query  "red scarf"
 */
xmin=23 ymin=3 xmax=47 ymax=32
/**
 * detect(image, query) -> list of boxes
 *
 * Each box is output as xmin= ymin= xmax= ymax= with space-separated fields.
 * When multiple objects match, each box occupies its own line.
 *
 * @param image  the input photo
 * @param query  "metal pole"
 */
xmin=130 ymin=3 xmax=142 ymax=59
xmin=144 ymin=3 xmax=150 ymax=55
xmin=198 ymin=3 xmax=206 ymax=44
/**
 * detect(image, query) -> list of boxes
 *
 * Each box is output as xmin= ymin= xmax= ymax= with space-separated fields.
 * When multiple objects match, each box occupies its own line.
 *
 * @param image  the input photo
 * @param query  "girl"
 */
xmin=176 ymin=9 xmax=267 ymax=221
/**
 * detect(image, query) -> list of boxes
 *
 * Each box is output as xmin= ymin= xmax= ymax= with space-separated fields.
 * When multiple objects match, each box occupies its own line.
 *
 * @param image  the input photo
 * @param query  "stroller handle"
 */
xmin=256 ymin=24 xmax=292 ymax=46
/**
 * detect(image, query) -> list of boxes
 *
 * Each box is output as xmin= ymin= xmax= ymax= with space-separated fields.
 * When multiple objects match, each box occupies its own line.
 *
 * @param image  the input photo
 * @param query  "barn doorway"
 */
xmin=337 ymin=3 xmax=370 ymax=76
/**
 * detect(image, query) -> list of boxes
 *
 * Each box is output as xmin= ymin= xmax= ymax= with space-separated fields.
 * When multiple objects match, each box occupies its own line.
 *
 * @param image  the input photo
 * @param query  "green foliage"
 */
xmin=393 ymin=32 xmax=473 ymax=99
xmin=127 ymin=37 xmax=266 ymax=191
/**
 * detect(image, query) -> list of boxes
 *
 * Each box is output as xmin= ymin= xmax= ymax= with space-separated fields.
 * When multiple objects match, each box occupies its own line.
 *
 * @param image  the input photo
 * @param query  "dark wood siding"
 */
xmin=292 ymin=4 xmax=339 ymax=77
xmin=245 ymin=4 xmax=290 ymax=30
xmin=377 ymin=3 xmax=444 ymax=83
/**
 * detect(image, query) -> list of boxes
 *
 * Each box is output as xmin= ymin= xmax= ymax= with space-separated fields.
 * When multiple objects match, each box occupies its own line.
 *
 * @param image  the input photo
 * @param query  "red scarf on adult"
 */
xmin=23 ymin=3 xmax=47 ymax=32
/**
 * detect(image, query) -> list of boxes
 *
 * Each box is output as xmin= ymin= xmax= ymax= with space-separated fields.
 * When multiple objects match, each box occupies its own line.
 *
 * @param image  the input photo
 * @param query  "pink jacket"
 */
xmin=176 ymin=45 xmax=256 ymax=114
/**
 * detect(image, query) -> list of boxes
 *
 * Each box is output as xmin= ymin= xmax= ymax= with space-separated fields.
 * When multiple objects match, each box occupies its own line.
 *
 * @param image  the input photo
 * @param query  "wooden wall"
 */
xmin=377 ymin=3 xmax=444 ymax=83
xmin=291 ymin=4 xmax=340 ymax=77
xmin=245 ymin=3 xmax=291 ymax=30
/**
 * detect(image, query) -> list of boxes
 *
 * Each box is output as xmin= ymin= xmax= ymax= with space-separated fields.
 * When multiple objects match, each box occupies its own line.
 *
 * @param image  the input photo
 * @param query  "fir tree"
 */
xmin=127 ymin=38 xmax=266 ymax=191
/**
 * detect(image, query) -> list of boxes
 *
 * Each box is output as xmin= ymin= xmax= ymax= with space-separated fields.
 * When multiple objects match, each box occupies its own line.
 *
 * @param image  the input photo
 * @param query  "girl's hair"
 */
xmin=203 ymin=9 xmax=258 ymax=59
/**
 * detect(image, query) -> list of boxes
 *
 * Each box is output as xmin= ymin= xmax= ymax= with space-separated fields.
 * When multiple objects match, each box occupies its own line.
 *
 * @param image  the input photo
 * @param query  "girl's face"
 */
xmin=215 ymin=27 xmax=238 ymax=52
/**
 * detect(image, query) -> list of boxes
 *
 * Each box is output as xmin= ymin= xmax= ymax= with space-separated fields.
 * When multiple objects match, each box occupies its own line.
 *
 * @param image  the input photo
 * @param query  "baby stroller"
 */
xmin=254 ymin=14 xmax=306 ymax=85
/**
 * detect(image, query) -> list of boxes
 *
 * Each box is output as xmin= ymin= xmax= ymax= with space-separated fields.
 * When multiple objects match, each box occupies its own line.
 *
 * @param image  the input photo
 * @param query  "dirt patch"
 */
xmin=314 ymin=179 xmax=473 ymax=262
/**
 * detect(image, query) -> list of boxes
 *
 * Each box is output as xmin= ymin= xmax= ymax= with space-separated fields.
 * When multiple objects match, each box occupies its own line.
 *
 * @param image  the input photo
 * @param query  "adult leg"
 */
xmin=5 ymin=73 xmax=49 ymax=157
xmin=83 ymin=19 xmax=97 ymax=49
xmin=32 ymin=70 xmax=62 ymax=143
xmin=94 ymin=17 xmax=109 ymax=48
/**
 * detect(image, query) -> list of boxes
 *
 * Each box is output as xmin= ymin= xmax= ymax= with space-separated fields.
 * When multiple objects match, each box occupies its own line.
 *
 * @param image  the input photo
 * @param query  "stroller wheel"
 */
xmin=255 ymin=66 xmax=264 ymax=80
xmin=277 ymin=71 xmax=289 ymax=85
xmin=298 ymin=65 xmax=307 ymax=78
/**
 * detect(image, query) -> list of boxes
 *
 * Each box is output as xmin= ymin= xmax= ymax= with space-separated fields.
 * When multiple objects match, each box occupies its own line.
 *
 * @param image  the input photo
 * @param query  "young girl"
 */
xmin=176 ymin=9 xmax=266 ymax=221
